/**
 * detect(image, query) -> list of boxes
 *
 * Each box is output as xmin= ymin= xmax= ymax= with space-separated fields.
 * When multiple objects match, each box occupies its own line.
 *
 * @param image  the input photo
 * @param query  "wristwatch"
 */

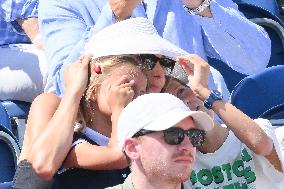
xmin=183 ymin=0 xmax=212 ymax=15
xmin=204 ymin=90 xmax=223 ymax=109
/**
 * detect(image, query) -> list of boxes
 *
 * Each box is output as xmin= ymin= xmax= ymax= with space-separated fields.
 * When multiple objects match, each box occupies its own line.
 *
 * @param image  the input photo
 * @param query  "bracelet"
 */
xmin=183 ymin=0 xmax=212 ymax=15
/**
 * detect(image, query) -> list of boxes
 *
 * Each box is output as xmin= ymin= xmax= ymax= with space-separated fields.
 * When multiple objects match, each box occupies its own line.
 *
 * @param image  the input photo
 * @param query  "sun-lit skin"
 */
xmin=96 ymin=63 xmax=147 ymax=116
xmin=164 ymin=78 xmax=213 ymax=118
xmin=146 ymin=62 xmax=166 ymax=93
xmin=135 ymin=117 xmax=197 ymax=185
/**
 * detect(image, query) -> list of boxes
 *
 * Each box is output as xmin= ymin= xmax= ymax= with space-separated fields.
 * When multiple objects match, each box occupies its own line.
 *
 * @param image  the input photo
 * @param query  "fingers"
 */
xmin=178 ymin=54 xmax=209 ymax=67
xmin=177 ymin=57 xmax=194 ymax=76
xmin=80 ymin=54 xmax=93 ymax=67
xmin=113 ymin=75 xmax=135 ymax=87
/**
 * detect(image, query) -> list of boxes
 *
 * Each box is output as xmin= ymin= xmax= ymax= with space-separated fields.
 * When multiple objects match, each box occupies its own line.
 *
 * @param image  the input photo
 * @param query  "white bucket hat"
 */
xmin=85 ymin=17 xmax=189 ymax=59
xmin=117 ymin=93 xmax=213 ymax=150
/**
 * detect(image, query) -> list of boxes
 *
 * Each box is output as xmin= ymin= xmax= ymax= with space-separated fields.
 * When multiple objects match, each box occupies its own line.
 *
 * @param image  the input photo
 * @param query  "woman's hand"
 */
xmin=177 ymin=54 xmax=211 ymax=101
xmin=63 ymin=54 xmax=92 ymax=99
xmin=107 ymin=75 xmax=135 ymax=115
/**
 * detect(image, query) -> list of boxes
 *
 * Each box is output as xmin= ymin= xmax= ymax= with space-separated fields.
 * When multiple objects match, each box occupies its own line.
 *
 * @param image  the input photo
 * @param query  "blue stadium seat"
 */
xmin=231 ymin=65 xmax=284 ymax=119
xmin=0 ymin=101 xmax=30 ymax=188
xmin=0 ymin=103 xmax=12 ymax=132
xmin=260 ymin=103 xmax=284 ymax=120
xmin=234 ymin=0 xmax=282 ymax=19
xmin=0 ymin=101 xmax=31 ymax=147
xmin=251 ymin=18 xmax=284 ymax=67
xmin=0 ymin=126 xmax=20 ymax=186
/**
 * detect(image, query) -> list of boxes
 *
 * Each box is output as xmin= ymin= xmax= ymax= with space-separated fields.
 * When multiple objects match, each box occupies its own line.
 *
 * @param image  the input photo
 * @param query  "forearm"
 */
xmin=211 ymin=100 xmax=273 ymax=155
xmin=64 ymin=143 xmax=127 ymax=170
xmin=28 ymin=92 xmax=81 ymax=179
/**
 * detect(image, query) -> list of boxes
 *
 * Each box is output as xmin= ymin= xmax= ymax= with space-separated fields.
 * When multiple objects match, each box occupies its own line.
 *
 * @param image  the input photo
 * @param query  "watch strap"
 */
xmin=204 ymin=90 xmax=222 ymax=109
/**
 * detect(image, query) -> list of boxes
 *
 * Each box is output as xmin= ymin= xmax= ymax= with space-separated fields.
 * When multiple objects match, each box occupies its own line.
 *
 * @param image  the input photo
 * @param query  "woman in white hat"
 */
xmin=13 ymin=18 xmax=189 ymax=189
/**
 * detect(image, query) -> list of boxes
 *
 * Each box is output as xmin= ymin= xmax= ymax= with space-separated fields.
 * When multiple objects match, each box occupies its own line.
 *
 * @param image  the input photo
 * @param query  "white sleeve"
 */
xmin=253 ymin=118 xmax=284 ymax=182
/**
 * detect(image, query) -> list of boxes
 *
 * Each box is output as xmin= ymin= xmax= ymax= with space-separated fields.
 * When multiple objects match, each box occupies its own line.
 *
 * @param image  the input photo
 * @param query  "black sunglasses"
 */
xmin=138 ymin=54 xmax=176 ymax=73
xmin=133 ymin=127 xmax=206 ymax=147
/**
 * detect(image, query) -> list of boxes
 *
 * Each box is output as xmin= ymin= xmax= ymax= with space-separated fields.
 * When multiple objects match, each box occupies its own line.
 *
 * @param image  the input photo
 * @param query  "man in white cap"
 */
xmin=107 ymin=93 xmax=213 ymax=189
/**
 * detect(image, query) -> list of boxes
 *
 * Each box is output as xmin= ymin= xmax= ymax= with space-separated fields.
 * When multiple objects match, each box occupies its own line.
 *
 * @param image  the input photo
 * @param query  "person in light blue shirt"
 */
xmin=39 ymin=0 xmax=271 ymax=99
xmin=0 ymin=0 xmax=52 ymax=102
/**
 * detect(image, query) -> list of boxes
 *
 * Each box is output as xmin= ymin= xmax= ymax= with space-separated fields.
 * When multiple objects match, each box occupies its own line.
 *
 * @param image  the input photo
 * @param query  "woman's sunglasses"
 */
xmin=133 ymin=127 xmax=206 ymax=147
xmin=138 ymin=54 xmax=176 ymax=74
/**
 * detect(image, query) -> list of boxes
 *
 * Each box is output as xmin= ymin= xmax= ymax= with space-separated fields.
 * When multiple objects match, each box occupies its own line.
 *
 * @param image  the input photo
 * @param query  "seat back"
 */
xmin=260 ymin=103 xmax=284 ymax=120
xmin=231 ymin=65 xmax=284 ymax=119
xmin=251 ymin=18 xmax=284 ymax=67
xmin=0 ymin=104 xmax=12 ymax=132
xmin=0 ymin=101 xmax=31 ymax=148
xmin=234 ymin=0 xmax=281 ymax=17
xmin=0 ymin=127 xmax=20 ymax=184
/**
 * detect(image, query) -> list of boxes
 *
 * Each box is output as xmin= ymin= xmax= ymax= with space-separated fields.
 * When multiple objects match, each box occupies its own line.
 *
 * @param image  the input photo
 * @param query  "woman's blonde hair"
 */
xmin=75 ymin=55 xmax=146 ymax=131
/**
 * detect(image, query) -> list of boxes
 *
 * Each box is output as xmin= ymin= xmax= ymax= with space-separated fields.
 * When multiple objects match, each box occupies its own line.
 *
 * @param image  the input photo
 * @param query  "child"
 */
xmin=162 ymin=54 xmax=284 ymax=189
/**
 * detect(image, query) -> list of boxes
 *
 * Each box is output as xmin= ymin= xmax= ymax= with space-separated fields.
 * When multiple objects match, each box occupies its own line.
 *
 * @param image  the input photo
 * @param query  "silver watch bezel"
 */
xmin=184 ymin=0 xmax=212 ymax=15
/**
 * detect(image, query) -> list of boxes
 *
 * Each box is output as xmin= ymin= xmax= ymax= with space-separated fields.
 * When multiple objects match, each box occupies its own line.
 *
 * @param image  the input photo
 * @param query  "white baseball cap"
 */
xmin=117 ymin=93 xmax=214 ymax=150
xmin=85 ymin=17 xmax=189 ymax=59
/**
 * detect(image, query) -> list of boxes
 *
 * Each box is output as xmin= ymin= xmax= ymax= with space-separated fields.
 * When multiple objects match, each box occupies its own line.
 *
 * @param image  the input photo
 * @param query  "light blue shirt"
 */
xmin=0 ymin=0 xmax=38 ymax=45
xmin=39 ymin=0 xmax=271 ymax=96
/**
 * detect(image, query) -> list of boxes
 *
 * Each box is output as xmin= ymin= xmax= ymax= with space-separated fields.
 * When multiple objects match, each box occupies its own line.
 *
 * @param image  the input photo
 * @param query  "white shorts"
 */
xmin=0 ymin=44 xmax=55 ymax=102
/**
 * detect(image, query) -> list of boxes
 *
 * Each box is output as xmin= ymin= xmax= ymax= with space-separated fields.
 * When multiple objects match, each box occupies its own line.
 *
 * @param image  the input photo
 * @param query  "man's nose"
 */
xmin=179 ymin=135 xmax=194 ymax=151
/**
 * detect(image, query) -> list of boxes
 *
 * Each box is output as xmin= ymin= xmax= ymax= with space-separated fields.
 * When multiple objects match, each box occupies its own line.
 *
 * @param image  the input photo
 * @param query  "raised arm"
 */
xmin=178 ymin=55 xmax=282 ymax=172
xmin=62 ymin=76 xmax=135 ymax=170
xmin=21 ymin=55 xmax=92 ymax=180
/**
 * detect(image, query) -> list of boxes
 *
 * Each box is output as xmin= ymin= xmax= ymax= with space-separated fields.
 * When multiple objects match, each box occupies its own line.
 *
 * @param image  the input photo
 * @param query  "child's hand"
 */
xmin=64 ymin=54 xmax=92 ymax=99
xmin=108 ymin=75 xmax=135 ymax=115
xmin=177 ymin=54 xmax=210 ymax=101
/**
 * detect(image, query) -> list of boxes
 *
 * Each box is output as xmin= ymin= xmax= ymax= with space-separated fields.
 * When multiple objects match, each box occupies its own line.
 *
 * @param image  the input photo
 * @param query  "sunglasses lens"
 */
xmin=139 ymin=54 xmax=157 ymax=70
xmin=187 ymin=129 xmax=206 ymax=147
xmin=163 ymin=128 xmax=205 ymax=147
xmin=164 ymin=127 xmax=185 ymax=145
xmin=139 ymin=54 xmax=175 ymax=72
xmin=159 ymin=58 xmax=175 ymax=73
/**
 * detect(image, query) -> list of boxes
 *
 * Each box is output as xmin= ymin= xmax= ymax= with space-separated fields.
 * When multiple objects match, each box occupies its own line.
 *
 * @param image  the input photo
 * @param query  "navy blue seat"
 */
xmin=250 ymin=18 xmax=284 ymax=68
xmin=0 ymin=125 xmax=20 ymax=187
xmin=231 ymin=65 xmax=284 ymax=119
xmin=0 ymin=101 xmax=31 ymax=147
xmin=0 ymin=103 xmax=12 ymax=132
xmin=260 ymin=103 xmax=284 ymax=120
xmin=234 ymin=0 xmax=282 ymax=19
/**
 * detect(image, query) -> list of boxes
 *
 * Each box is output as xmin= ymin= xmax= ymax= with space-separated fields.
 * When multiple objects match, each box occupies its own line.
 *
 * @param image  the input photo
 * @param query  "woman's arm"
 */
xmin=63 ymin=75 xmax=135 ymax=170
xmin=21 ymin=55 xmax=92 ymax=180
xmin=178 ymin=55 xmax=282 ymax=172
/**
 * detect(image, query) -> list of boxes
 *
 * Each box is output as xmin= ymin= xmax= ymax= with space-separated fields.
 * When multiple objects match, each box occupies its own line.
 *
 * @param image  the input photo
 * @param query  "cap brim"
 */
xmin=143 ymin=109 xmax=213 ymax=132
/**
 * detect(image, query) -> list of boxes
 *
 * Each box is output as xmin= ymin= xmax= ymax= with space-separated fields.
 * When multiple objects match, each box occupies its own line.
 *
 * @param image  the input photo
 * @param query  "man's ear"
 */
xmin=124 ymin=138 xmax=140 ymax=160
